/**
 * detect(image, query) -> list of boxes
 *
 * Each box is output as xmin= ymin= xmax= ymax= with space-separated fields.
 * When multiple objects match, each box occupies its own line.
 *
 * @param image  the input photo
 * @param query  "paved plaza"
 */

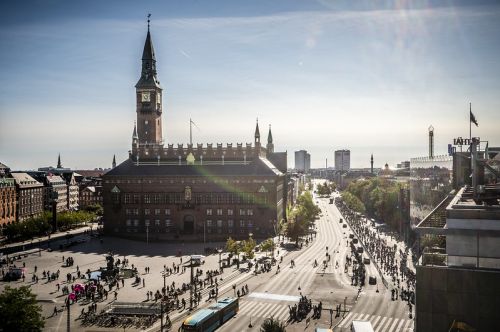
xmin=1 ymin=184 xmax=415 ymax=331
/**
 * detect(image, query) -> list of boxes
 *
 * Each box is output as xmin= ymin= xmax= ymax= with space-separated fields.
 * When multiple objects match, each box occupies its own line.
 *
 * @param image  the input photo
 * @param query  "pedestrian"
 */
xmin=114 ymin=291 xmax=117 ymax=300
xmin=143 ymin=279 xmax=145 ymax=287
xmin=121 ymin=278 xmax=124 ymax=287
xmin=53 ymin=306 xmax=58 ymax=316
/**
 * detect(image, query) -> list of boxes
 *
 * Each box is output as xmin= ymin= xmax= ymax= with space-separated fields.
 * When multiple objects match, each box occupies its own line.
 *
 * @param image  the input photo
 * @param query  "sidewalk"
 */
xmin=1 ymin=224 xmax=96 ymax=256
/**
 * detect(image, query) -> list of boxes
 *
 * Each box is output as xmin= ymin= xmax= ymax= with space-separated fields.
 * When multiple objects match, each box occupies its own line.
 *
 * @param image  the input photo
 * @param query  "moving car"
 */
xmin=368 ymin=276 xmax=377 ymax=285
xmin=363 ymin=257 xmax=371 ymax=265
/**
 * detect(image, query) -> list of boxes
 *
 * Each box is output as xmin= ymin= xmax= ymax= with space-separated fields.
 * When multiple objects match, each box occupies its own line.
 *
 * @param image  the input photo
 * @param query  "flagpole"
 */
xmin=469 ymin=102 xmax=472 ymax=144
xmin=190 ymin=118 xmax=192 ymax=145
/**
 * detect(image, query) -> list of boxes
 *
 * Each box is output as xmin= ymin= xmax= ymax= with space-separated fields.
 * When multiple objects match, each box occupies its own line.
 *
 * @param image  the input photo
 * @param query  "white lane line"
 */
xmin=276 ymin=306 xmax=289 ymax=321
xmin=404 ymin=319 xmax=413 ymax=331
xmin=370 ymin=315 xmax=382 ymax=327
xmin=338 ymin=312 xmax=354 ymax=328
xmin=374 ymin=316 xmax=388 ymax=331
xmin=344 ymin=312 xmax=364 ymax=328
xmin=243 ymin=302 xmax=260 ymax=315
xmin=248 ymin=292 xmax=300 ymax=302
xmin=241 ymin=301 xmax=259 ymax=312
xmin=377 ymin=317 xmax=394 ymax=332
xmin=260 ymin=303 xmax=280 ymax=319
xmin=254 ymin=303 xmax=274 ymax=318
xmin=252 ymin=303 xmax=269 ymax=317
xmin=395 ymin=319 xmax=405 ymax=332
xmin=387 ymin=318 xmax=400 ymax=332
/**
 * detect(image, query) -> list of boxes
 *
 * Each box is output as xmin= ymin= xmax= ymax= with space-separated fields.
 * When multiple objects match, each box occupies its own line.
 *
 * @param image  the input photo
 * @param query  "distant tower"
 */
xmin=370 ymin=154 xmax=374 ymax=174
xmin=428 ymin=125 xmax=434 ymax=158
xmin=112 ymin=155 xmax=116 ymax=168
xmin=57 ymin=153 xmax=62 ymax=168
xmin=254 ymin=119 xmax=260 ymax=145
xmin=266 ymin=124 xmax=274 ymax=153
xmin=135 ymin=15 xmax=163 ymax=147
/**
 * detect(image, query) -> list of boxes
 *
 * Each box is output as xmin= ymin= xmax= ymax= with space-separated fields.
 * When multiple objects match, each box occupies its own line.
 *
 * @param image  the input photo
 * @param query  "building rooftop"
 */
xmin=10 ymin=172 xmax=43 ymax=188
xmin=105 ymin=157 xmax=283 ymax=177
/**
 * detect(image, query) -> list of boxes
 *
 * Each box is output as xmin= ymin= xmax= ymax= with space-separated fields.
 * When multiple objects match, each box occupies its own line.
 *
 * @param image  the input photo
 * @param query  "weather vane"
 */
xmin=147 ymin=13 xmax=151 ymax=31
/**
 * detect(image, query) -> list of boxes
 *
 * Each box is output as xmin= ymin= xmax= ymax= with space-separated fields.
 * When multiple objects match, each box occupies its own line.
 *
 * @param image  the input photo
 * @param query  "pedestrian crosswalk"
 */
xmin=238 ymin=300 xmax=290 ymax=322
xmin=337 ymin=312 xmax=413 ymax=331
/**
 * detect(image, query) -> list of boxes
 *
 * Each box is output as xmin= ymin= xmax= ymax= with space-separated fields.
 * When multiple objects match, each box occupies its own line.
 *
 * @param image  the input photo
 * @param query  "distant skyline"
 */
xmin=1 ymin=0 xmax=499 ymax=170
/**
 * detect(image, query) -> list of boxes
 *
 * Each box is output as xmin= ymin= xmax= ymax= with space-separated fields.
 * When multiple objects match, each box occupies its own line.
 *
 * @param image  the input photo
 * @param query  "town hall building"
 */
xmin=103 ymin=23 xmax=287 ymax=241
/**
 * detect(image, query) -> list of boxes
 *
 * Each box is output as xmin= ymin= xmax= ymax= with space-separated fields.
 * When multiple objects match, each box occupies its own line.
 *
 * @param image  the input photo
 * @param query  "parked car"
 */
xmin=363 ymin=257 xmax=371 ymax=265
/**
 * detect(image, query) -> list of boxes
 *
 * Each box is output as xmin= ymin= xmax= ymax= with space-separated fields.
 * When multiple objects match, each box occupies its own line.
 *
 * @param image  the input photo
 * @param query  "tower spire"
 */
xmin=112 ymin=154 xmax=117 ymax=168
xmin=370 ymin=153 xmax=374 ymax=174
xmin=254 ymin=118 xmax=260 ymax=143
xmin=57 ymin=153 xmax=62 ymax=168
xmin=267 ymin=124 xmax=273 ymax=144
xmin=132 ymin=121 xmax=138 ymax=139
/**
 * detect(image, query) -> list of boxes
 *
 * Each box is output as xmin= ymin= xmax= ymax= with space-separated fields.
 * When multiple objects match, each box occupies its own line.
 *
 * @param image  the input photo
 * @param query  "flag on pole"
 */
xmin=470 ymin=110 xmax=478 ymax=127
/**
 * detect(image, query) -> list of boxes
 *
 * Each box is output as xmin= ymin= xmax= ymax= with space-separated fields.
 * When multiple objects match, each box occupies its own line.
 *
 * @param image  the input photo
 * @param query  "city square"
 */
xmin=1 ymin=1 xmax=500 ymax=331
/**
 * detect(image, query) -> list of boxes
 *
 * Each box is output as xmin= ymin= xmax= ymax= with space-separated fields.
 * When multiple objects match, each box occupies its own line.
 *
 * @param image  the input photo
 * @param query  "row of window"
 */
xmin=107 ymin=179 xmax=274 ymax=185
xmin=122 ymin=193 xmax=268 ymax=205
xmin=206 ymin=208 xmax=253 ymax=216
xmin=125 ymin=208 xmax=254 ymax=216
xmin=124 ymin=219 xmax=254 ymax=228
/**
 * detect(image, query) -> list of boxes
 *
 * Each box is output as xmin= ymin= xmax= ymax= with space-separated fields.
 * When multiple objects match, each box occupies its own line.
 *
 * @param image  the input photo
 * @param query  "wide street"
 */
xmin=208 ymin=184 xmax=413 ymax=332
xmin=1 ymin=183 xmax=414 ymax=332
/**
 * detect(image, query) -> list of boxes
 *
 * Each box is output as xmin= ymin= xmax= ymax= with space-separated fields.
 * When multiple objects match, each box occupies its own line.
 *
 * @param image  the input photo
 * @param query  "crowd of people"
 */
xmin=335 ymin=197 xmax=416 ymax=317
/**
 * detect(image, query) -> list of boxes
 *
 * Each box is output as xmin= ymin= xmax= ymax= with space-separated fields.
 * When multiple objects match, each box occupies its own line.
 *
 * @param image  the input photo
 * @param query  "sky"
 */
xmin=1 ymin=0 xmax=499 ymax=170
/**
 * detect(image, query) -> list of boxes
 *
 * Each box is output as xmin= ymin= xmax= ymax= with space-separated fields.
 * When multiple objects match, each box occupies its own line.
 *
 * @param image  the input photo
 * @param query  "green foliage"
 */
xmin=316 ymin=181 xmax=336 ymax=196
xmin=260 ymin=316 xmax=286 ymax=332
xmin=241 ymin=236 xmax=256 ymax=259
xmin=344 ymin=178 xmax=403 ymax=229
xmin=225 ymin=237 xmax=239 ymax=255
xmin=0 ymin=286 xmax=45 ymax=331
xmin=84 ymin=203 xmax=103 ymax=216
xmin=4 ymin=210 xmax=96 ymax=242
xmin=284 ymin=191 xmax=320 ymax=244
xmin=4 ymin=212 xmax=51 ymax=241
xmin=57 ymin=210 xmax=96 ymax=229
xmin=341 ymin=191 xmax=366 ymax=213
xmin=260 ymin=238 xmax=275 ymax=255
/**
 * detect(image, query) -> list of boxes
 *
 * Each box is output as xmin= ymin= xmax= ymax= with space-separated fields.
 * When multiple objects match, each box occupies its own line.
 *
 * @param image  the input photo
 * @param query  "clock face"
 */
xmin=141 ymin=92 xmax=151 ymax=102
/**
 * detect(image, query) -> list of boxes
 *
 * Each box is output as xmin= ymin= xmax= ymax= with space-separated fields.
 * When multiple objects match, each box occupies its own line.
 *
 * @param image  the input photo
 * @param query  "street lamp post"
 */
xmin=161 ymin=269 xmax=167 ymax=289
xmin=145 ymin=221 xmax=150 ymax=244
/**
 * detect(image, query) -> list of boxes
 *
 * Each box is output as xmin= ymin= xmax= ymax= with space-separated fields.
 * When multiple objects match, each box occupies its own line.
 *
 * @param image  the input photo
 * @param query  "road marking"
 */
xmin=376 ymin=316 xmax=394 ymax=332
xmin=387 ymin=318 xmax=400 ymax=332
xmin=248 ymin=292 xmax=301 ymax=302
xmin=404 ymin=319 xmax=413 ymax=330
xmin=276 ymin=306 xmax=289 ymax=321
xmin=338 ymin=312 xmax=354 ymax=327
xmin=370 ymin=315 xmax=382 ymax=327
xmin=255 ymin=303 xmax=275 ymax=318
xmin=374 ymin=316 xmax=388 ymax=331
xmin=395 ymin=319 xmax=405 ymax=331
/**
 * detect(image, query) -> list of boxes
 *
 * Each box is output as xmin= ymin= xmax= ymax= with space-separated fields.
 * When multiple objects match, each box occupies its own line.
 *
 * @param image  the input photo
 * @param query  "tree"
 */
xmin=260 ymin=316 xmax=286 ymax=332
xmin=241 ymin=236 xmax=256 ymax=259
xmin=0 ymin=286 xmax=45 ymax=331
xmin=225 ymin=237 xmax=238 ymax=255
xmin=260 ymin=238 xmax=275 ymax=257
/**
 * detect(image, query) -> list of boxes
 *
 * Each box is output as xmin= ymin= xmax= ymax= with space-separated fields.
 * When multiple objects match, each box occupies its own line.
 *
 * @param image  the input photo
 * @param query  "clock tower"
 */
xmin=135 ymin=19 xmax=163 ymax=147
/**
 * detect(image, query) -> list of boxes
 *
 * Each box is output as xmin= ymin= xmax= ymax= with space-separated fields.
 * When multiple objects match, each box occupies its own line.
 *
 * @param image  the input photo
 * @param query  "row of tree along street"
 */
xmin=341 ymin=178 xmax=406 ymax=232
xmin=3 ymin=206 xmax=101 ymax=242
